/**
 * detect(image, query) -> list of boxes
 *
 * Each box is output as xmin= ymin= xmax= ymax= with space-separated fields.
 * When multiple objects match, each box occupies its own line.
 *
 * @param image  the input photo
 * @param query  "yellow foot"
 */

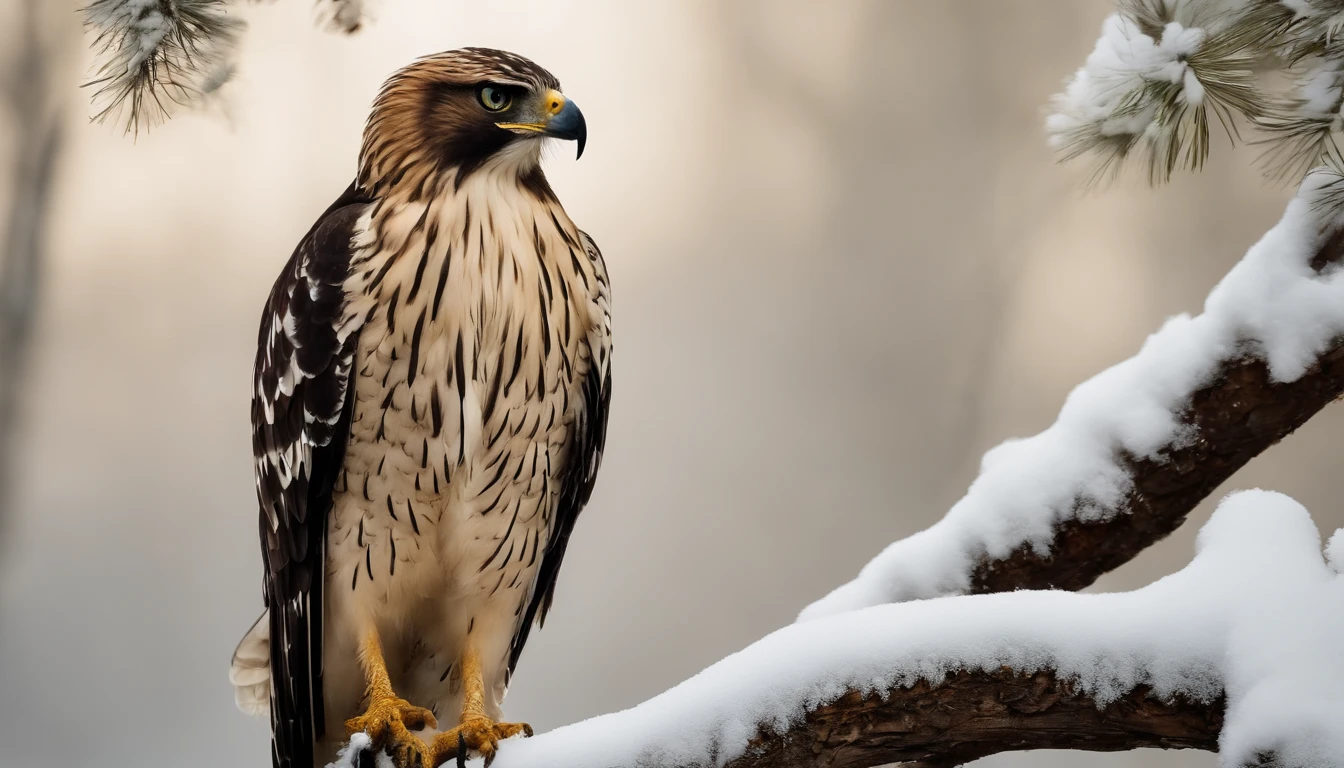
xmin=429 ymin=717 xmax=534 ymax=767
xmin=345 ymin=697 xmax=439 ymax=767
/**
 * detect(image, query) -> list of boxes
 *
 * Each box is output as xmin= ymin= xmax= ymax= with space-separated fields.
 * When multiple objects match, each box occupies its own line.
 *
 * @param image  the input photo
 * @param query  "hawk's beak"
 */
xmin=542 ymin=95 xmax=587 ymax=159
xmin=497 ymin=89 xmax=588 ymax=160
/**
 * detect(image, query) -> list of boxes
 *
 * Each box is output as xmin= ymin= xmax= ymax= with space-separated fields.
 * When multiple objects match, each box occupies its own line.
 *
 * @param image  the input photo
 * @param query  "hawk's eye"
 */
xmin=478 ymin=86 xmax=511 ymax=112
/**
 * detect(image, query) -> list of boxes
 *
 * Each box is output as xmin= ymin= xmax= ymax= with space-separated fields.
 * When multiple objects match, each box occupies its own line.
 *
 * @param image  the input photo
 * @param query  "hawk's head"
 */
xmin=358 ymin=48 xmax=587 ymax=198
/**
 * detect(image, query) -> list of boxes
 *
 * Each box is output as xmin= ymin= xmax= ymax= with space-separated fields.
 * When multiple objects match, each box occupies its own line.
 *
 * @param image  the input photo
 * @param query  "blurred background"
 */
xmin=0 ymin=1 xmax=1338 ymax=767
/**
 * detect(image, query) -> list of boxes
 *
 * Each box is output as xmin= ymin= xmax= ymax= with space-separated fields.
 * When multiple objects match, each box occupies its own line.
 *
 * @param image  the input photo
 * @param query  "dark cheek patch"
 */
xmin=420 ymin=86 xmax=518 ymax=188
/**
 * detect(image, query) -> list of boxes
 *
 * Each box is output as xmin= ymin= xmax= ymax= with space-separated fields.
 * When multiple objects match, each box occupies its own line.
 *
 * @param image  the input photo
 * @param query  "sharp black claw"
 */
xmin=484 ymin=751 xmax=495 ymax=768
xmin=456 ymin=733 xmax=467 ymax=768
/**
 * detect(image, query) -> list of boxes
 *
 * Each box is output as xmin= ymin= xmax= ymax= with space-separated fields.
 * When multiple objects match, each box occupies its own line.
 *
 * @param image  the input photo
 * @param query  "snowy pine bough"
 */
xmin=80 ymin=0 xmax=366 ymax=133
xmin=1050 ymin=0 xmax=1344 ymax=184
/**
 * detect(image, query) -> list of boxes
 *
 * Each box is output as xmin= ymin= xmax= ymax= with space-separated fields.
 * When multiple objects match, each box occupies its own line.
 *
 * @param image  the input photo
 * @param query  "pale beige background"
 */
xmin=1 ymin=2 xmax=1339 ymax=767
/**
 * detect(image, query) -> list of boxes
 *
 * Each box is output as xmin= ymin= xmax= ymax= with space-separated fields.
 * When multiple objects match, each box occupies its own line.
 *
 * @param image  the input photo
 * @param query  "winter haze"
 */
xmin=0 ymin=1 xmax=1340 ymax=767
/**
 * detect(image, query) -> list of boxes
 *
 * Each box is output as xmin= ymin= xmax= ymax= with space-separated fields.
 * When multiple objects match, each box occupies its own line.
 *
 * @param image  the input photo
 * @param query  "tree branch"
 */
xmin=971 ymin=227 xmax=1344 ymax=594
xmin=730 ymin=671 xmax=1223 ymax=768
xmin=803 ymin=186 xmax=1344 ymax=620
xmin=972 ymin=294 xmax=1344 ymax=594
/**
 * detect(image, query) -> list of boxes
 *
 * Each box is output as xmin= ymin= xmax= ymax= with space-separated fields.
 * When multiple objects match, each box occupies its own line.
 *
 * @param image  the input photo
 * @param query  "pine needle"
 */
xmin=1047 ymin=0 xmax=1344 ymax=186
xmin=82 ymin=0 xmax=243 ymax=135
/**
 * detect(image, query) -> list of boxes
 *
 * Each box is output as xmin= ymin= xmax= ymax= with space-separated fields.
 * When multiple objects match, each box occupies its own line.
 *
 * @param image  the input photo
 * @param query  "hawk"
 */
xmin=228 ymin=48 xmax=612 ymax=768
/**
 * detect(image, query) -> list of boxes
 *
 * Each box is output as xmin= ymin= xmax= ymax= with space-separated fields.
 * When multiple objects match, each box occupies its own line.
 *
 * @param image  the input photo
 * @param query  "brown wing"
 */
xmin=253 ymin=183 xmax=371 ymax=768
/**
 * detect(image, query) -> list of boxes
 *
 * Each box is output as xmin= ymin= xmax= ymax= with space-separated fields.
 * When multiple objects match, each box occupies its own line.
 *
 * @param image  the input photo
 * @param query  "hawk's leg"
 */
xmin=427 ymin=645 xmax=533 ymax=767
xmin=345 ymin=629 xmax=439 ymax=765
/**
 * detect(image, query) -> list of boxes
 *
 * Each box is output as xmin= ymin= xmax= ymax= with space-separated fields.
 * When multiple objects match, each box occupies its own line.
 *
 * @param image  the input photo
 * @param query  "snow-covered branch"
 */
xmin=338 ymin=491 xmax=1342 ymax=768
xmin=802 ymin=170 xmax=1344 ymax=619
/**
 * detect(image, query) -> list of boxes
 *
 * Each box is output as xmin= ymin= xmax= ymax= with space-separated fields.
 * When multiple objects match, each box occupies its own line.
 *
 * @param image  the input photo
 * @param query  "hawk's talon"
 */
xmin=429 ymin=717 xmax=533 ymax=768
xmin=345 ymin=696 xmax=438 ymax=736
xmin=390 ymin=742 xmax=426 ymax=768
xmin=344 ymin=695 xmax=437 ymax=767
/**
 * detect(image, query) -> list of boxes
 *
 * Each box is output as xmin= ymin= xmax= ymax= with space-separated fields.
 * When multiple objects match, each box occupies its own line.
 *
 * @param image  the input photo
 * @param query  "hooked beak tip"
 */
xmin=543 ymin=97 xmax=587 ymax=161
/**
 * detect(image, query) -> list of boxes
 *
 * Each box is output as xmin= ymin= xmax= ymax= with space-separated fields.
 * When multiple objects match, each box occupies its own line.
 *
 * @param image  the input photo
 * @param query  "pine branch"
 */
xmin=81 ymin=0 xmax=242 ymax=134
xmin=80 ymin=0 xmax=372 ymax=133
xmin=1050 ymin=0 xmax=1344 ymax=183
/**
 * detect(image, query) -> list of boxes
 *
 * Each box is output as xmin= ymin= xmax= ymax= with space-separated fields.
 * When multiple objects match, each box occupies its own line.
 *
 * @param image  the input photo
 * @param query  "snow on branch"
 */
xmin=337 ymin=491 xmax=1343 ymax=768
xmin=80 ymin=0 xmax=369 ymax=134
xmin=1049 ymin=0 xmax=1344 ymax=183
xmin=802 ymin=169 xmax=1344 ymax=620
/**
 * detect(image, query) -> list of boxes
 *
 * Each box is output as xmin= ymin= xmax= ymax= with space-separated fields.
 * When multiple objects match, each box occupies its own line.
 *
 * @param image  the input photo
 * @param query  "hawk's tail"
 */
xmin=231 ymin=610 xmax=272 ymax=716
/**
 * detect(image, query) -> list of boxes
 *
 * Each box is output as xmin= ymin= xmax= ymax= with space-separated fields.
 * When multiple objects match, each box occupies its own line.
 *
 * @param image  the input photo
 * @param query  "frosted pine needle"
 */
xmin=1048 ymin=1 xmax=1264 ymax=185
xmin=82 ymin=0 xmax=243 ymax=134
xmin=80 ymin=0 xmax=372 ymax=134
xmin=1048 ymin=0 xmax=1344 ymax=191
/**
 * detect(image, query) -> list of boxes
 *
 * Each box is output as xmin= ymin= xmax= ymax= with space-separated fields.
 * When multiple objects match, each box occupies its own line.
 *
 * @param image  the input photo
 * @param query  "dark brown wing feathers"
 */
xmin=253 ymin=183 xmax=370 ymax=768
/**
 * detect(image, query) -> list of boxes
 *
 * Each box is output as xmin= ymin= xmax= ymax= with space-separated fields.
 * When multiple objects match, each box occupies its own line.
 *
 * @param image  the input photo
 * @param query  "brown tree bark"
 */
xmin=727 ymin=669 xmax=1223 ymax=768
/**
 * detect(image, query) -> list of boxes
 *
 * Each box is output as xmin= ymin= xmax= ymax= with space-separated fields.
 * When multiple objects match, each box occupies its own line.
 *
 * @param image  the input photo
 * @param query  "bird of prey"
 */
xmin=229 ymin=48 xmax=612 ymax=768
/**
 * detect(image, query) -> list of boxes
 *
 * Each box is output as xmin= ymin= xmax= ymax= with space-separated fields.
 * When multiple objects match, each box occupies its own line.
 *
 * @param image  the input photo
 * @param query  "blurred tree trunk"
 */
xmin=0 ymin=0 xmax=63 ymax=537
